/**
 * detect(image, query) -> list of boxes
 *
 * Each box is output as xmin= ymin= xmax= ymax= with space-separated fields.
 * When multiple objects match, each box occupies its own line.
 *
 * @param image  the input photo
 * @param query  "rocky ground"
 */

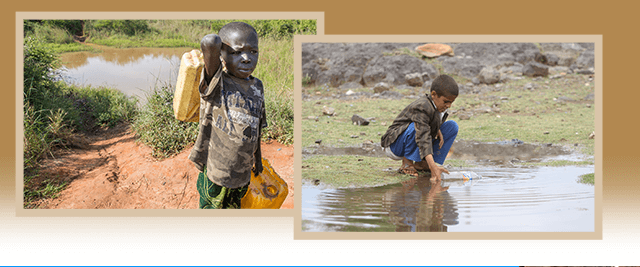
xmin=303 ymin=42 xmax=594 ymax=89
xmin=29 ymin=123 xmax=294 ymax=209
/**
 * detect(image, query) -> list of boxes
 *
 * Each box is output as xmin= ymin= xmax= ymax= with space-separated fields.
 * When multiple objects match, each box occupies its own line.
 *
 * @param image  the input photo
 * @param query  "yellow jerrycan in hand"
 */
xmin=173 ymin=49 xmax=203 ymax=122
xmin=241 ymin=157 xmax=289 ymax=209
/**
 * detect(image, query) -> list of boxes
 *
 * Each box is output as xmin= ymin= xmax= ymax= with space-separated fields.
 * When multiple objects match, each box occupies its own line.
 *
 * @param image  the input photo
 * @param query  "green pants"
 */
xmin=197 ymin=169 xmax=248 ymax=209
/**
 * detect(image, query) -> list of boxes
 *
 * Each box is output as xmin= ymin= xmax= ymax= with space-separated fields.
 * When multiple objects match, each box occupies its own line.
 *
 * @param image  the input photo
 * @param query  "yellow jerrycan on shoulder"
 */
xmin=173 ymin=49 xmax=203 ymax=122
xmin=241 ymin=157 xmax=289 ymax=209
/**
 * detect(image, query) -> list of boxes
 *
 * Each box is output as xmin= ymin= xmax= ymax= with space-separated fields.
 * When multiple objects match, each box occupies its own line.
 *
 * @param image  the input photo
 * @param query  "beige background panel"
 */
xmin=2 ymin=0 xmax=638 ymax=265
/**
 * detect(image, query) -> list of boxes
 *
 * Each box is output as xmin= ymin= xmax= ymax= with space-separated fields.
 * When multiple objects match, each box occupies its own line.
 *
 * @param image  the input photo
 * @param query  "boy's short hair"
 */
xmin=430 ymin=75 xmax=459 ymax=97
xmin=218 ymin=22 xmax=258 ymax=44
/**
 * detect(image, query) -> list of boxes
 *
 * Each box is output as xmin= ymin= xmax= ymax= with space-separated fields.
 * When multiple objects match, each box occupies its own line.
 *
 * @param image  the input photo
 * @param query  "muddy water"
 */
xmin=59 ymin=46 xmax=194 ymax=101
xmin=301 ymin=165 xmax=594 ymax=232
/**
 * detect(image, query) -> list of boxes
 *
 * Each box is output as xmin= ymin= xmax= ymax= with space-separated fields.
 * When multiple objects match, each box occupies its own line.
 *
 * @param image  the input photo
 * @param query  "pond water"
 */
xmin=301 ymin=165 xmax=595 ymax=232
xmin=59 ymin=46 xmax=194 ymax=102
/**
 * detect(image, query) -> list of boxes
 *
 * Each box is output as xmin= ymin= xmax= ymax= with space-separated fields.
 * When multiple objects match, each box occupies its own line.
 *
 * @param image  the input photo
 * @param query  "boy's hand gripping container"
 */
xmin=173 ymin=49 xmax=204 ymax=122
xmin=241 ymin=157 xmax=289 ymax=209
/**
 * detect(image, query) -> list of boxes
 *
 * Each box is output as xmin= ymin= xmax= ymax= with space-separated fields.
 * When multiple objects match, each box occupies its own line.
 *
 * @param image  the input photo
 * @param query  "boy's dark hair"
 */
xmin=218 ymin=22 xmax=258 ymax=44
xmin=430 ymin=75 xmax=459 ymax=97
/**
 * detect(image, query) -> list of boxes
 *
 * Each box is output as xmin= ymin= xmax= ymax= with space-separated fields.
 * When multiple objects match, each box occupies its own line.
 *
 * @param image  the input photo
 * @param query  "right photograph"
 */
xmin=299 ymin=40 xmax=598 ymax=233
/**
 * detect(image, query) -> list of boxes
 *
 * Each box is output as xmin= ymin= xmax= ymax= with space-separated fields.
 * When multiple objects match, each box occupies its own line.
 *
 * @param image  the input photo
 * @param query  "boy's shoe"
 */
xmin=398 ymin=164 xmax=418 ymax=177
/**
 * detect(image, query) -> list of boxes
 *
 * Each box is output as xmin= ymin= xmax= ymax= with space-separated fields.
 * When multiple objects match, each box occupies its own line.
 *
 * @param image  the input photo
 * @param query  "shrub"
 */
xmin=89 ymin=20 xmax=152 ymax=36
xmin=210 ymin=19 xmax=317 ymax=39
xmin=132 ymin=85 xmax=198 ymax=158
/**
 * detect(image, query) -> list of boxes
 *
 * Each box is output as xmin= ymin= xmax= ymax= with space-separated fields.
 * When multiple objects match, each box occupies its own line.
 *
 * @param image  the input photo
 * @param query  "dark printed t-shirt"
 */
xmin=188 ymin=65 xmax=267 ymax=188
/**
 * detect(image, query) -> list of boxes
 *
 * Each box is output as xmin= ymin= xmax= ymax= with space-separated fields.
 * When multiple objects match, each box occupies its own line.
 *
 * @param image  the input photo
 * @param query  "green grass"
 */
xmin=24 ymin=170 xmax=68 ymax=209
xmin=254 ymin=38 xmax=295 ymax=144
xmin=579 ymin=173 xmax=595 ymax=185
xmin=302 ymin=98 xmax=414 ymax=148
xmin=453 ymin=74 xmax=595 ymax=154
xmin=302 ymin=155 xmax=414 ymax=188
xmin=302 ymin=74 xmax=596 ymax=156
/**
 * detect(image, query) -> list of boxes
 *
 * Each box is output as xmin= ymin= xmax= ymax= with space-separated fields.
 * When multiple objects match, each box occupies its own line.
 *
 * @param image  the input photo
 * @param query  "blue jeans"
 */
xmin=389 ymin=121 xmax=458 ymax=165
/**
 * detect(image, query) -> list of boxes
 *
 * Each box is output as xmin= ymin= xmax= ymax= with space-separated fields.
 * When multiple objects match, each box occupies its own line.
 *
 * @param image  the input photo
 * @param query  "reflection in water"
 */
xmin=383 ymin=178 xmax=458 ymax=232
xmin=302 ymin=165 xmax=595 ymax=232
xmin=59 ymin=46 xmax=194 ymax=101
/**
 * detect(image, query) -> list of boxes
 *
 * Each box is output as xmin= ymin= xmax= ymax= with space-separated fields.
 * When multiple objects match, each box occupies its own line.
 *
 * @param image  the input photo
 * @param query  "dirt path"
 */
xmin=37 ymin=123 xmax=294 ymax=209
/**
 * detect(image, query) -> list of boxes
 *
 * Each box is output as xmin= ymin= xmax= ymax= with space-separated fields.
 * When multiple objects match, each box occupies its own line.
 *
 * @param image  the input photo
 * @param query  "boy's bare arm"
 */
xmin=200 ymin=34 xmax=223 ymax=83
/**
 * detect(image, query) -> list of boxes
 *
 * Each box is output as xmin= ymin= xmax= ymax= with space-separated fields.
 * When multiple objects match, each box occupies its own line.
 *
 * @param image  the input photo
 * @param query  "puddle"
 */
xmin=59 ymin=46 xmax=193 ymax=102
xmin=301 ymin=165 xmax=594 ymax=232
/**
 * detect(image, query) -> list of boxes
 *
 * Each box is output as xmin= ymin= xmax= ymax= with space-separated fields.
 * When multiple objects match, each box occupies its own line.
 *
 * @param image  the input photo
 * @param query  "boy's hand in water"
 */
xmin=430 ymin=165 xmax=449 ymax=181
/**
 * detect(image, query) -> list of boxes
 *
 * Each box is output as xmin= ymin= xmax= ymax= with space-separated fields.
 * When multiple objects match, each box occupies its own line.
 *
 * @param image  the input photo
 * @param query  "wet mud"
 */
xmin=303 ymin=139 xmax=571 ymax=164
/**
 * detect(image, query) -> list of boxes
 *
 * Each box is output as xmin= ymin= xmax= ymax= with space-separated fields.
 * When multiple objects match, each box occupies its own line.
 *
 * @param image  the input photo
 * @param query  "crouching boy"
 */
xmin=381 ymin=75 xmax=459 ymax=181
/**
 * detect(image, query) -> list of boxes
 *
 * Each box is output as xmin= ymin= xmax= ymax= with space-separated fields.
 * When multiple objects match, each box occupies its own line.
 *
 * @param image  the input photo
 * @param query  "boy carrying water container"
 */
xmin=381 ymin=75 xmax=459 ymax=181
xmin=188 ymin=22 xmax=267 ymax=209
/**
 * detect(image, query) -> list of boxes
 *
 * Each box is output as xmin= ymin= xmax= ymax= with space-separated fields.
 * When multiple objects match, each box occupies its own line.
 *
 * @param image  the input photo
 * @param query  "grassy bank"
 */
xmin=23 ymin=38 xmax=138 ymax=207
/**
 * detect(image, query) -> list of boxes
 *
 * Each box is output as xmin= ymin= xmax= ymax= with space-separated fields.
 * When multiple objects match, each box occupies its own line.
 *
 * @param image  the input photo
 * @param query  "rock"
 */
xmin=315 ymin=139 xmax=322 ymax=144
xmin=558 ymin=55 xmax=575 ymax=67
xmin=373 ymin=82 xmax=392 ymax=93
xmin=472 ymin=77 xmax=480 ymax=85
xmin=497 ymin=53 xmax=515 ymax=63
xmin=339 ymin=82 xmax=363 ymax=89
xmin=379 ymin=90 xmax=404 ymax=100
xmin=544 ymin=53 xmax=559 ymax=66
xmin=442 ymin=57 xmax=484 ymax=80
xmin=588 ymin=131 xmax=595 ymax=139
xmin=422 ymin=64 xmax=439 ymax=80
xmin=475 ymin=106 xmax=492 ymax=113
xmin=524 ymin=83 xmax=534 ymax=90
xmin=404 ymin=73 xmax=424 ymax=87
xmin=350 ymin=135 xmax=359 ymax=138
xmin=345 ymin=90 xmax=355 ymax=96
xmin=584 ymin=93 xmax=595 ymax=101
xmin=576 ymin=50 xmax=595 ymax=69
xmin=458 ymin=113 xmax=472 ymax=120
xmin=322 ymin=106 xmax=335 ymax=116
xmin=351 ymin=114 xmax=370 ymax=126
xmin=523 ymin=62 xmax=549 ymax=77
xmin=363 ymin=54 xmax=437 ymax=86
xmin=415 ymin=43 xmax=454 ymax=58
xmin=557 ymin=96 xmax=574 ymax=102
xmin=549 ymin=66 xmax=571 ymax=75
xmin=422 ymin=80 xmax=432 ymax=91
xmin=478 ymin=67 xmax=500 ymax=84
xmin=543 ymin=131 xmax=550 ymax=134
xmin=576 ymin=68 xmax=595 ymax=75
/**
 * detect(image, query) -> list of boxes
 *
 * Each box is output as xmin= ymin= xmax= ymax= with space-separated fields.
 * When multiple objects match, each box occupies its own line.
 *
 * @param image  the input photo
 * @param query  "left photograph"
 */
xmin=21 ymin=18 xmax=316 ymax=209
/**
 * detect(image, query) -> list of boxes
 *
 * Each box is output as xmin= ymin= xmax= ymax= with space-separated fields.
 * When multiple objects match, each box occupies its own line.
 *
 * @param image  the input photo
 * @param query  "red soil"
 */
xmin=36 ymin=123 xmax=294 ymax=209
